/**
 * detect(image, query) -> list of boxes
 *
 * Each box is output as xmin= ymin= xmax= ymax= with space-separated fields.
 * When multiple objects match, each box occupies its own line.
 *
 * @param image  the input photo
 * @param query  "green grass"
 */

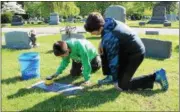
xmin=2 ymin=33 xmax=179 ymax=111
xmin=1 ymin=32 xmax=4 ymax=37
xmin=2 ymin=20 xmax=179 ymax=28
xmin=127 ymin=20 xmax=179 ymax=28
xmin=1 ymin=22 xmax=84 ymax=28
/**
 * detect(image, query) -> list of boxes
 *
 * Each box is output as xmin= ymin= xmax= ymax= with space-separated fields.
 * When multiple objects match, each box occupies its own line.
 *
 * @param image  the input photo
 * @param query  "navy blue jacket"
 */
xmin=101 ymin=18 xmax=145 ymax=81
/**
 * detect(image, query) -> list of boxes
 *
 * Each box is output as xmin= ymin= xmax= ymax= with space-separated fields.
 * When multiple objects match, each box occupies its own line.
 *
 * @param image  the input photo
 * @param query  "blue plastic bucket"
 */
xmin=19 ymin=52 xmax=40 ymax=80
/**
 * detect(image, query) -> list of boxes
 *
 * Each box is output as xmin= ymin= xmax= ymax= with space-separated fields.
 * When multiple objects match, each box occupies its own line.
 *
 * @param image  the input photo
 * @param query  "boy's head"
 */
xmin=53 ymin=41 xmax=69 ymax=57
xmin=84 ymin=12 xmax=105 ymax=35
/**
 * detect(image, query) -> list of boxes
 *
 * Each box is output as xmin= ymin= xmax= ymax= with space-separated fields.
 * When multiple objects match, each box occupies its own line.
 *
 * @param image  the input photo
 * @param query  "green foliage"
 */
xmin=39 ymin=2 xmax=54 ymax=18
xmin=143 ymin=9 xmax=152 ymax=16
xmin=24 ymin=2 xmax=178 ymax=19
xmin=1 ymin=11 xmax=13 ymax=23
xmin=76 ymin=2 xmax=99 ymax=16
xmin=24 ymin=2 xmax=42 ymax=17
xmin=58 ymin=2 xmax=80 ymax=17
xmin=25 ymin=2 xmax=80 ymax=18
xmin=157 ymin=1 xmax=178 ymax=14
xmin=76 ymin=2 xmax=155 ymax=17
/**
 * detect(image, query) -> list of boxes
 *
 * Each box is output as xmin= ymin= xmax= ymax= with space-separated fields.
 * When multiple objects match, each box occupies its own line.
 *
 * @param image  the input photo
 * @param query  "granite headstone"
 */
xmin=11 ymin=15 xmax=24 ymax=26
xmin=104 ymin=5 xmax=126 ymax=23
xmin=49 ymin=13 xmax=59 ymax=25
xmin=148 ymin=5 xmax=168 ymax=24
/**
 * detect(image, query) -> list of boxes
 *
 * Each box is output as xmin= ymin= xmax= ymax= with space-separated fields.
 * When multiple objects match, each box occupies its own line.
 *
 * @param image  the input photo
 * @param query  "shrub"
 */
xmin=38 ymin=21 xmax=42 ymax=24
xmin=1 ymin=12 xmax=13 ymax=23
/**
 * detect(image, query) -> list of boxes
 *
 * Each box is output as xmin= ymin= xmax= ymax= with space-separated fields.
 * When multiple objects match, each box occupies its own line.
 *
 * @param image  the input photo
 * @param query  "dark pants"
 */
xmin=70 ymin=55 xmax=101 ymax=76
xmin=101 ymin=51 xmax=155 ymax=91
xmin=30 ymin=37 xmax=36 ymax=46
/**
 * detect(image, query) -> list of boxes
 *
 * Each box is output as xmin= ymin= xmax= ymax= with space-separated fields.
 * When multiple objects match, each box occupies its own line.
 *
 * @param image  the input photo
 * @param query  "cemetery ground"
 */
xmin=1 ymin=20 xmax=179 ymax=29
xmin=1 ymin=32 xmax=179 ymax=111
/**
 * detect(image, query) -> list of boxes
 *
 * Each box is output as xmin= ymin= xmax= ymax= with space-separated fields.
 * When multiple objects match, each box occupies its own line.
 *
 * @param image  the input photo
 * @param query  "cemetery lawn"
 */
xmin=1 ymin=22 xmax=85 ymax=28
xmin=2 ymin=21 xmax=179 ymax=28
xmin=1 ymin=32 xmax=4 ymax=37
xmin=127 ymin=20 xmax=179 ymax=28
xmin=2 ymin=33 xmax=178 ymax=111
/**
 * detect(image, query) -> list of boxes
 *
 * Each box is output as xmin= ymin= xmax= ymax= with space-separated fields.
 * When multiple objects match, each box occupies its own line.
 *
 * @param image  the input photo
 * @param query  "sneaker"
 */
xmin=114 ymin=82 xmax=123 ymax=91
xmin=155 ymin=68 xmax=169 ymax=91
xmin=98 ymin=75 xmax=113 ymax=85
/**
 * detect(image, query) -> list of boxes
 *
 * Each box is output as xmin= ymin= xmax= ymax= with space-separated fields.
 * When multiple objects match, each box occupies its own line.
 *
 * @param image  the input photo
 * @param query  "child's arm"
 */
xmin=79 ymin=45 xmax=92 ymax=81
xmin=55 ymin=56 xmax=70 ymax=75
xmin=102 ymin=35 xmax=120 ymax=81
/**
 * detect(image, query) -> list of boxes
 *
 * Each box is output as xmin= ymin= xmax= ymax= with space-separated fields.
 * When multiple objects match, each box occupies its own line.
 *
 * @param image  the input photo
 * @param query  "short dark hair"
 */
xmin=53 ymin=41 xmax=68 ymax=56
xmin=84 ymin=12 xmax=105 ymax=32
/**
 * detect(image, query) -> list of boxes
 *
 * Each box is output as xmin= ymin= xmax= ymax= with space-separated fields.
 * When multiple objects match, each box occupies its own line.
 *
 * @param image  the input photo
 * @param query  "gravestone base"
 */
xmin=61 ymin=33 xmax=85 ymax=41
xmin=148 ymin=17 xmax=168 ymax=24
xmin=139 ymin=22 xmax=146 ymax=26
xmin=164 ymin=22 xmax=171 ymax=27
xmin=145 ymin=31 xmax=159 ymax=35
xmin=141 ymin=38 xmax=172 ymax=59
xmin=11 ymin=22 xmax=24 ymax=26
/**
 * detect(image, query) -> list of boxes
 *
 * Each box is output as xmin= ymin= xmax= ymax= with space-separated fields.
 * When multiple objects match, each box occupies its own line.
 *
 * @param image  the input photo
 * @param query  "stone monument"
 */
xmin=49 ymin=13 xmax=59 ymax=25
xmin=5 ymin=31 xmax=32 ymax=49
xmin=104 ymin=5 xmax=126 ymax=23
xmin=141 ymin=38 xmax=172 ymax=59
xmin=11 ymin=15 xmax=24 ymax=26
xmin=148 ymin=5 xmax=169 ymax=24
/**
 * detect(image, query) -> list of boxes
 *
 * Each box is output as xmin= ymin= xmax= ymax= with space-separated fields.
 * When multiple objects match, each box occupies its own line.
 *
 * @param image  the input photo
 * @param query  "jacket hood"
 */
xmin=101 ymin=18 xmax=117 ymax=37
xmin=104 ymin=18 xmax=117 ymax=32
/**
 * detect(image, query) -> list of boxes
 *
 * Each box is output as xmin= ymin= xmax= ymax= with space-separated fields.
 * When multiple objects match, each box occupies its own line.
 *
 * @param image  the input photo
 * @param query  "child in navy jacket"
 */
xmin=84 ymin=12 xmax=168 ymax=91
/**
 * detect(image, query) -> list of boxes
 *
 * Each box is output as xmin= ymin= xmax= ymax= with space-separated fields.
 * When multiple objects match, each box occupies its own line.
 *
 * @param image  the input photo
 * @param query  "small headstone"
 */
xmin=163 ymin=22 xmax=171 ymax=27
xmin=148 ymin=5 xmax=169 ymax=24
xmin=142 ymin=38 xmax=172 ymax=59
xmin=11 ymin=15 xmax=24 ymax=26
xmin=67 ymin=17 xmax=74 ymax=23
xmin=4 ymin=31 xmax=32 ymax=49
xmin=167 ymin=14 xmax=177 ymax=21
xmin=139 ymin=22 xmax=146 ymax=26
xmin=145 ymin=31 xmax=159 ymax=35
xmin=104 ymin=5 xmax=126 ymax=23
xmin=81 ymin=18 xmax=86 ymax=23
xmin=49 ymin=13 xmax=59 ymax=25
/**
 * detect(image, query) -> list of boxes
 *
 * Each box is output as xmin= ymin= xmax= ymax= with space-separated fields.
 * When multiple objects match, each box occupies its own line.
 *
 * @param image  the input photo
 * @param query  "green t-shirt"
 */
xmin=56 ymin=38 xmax=98 ymax=81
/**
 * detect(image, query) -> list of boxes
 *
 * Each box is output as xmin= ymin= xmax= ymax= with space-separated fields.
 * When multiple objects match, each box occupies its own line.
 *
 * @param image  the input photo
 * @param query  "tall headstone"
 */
xmin=11 ymin=15 xmax=24 ymax=26
xmin=104 ymin=5 xmax=126 ymax=23
xmin=49 ymin=13 xmax=59 ymax=25
xmin=148 ymin=5 xmax=168 ymax=24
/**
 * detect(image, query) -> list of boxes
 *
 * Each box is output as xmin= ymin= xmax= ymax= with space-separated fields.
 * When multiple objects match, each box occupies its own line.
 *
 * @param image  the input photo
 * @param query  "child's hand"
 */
xmin=98 ymin=47 xmax=103 ymax=55
xmin=98 ymin=40 xmax=103 ymax=55
xmin=81 ymin=80 xmax=91 ymax=87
